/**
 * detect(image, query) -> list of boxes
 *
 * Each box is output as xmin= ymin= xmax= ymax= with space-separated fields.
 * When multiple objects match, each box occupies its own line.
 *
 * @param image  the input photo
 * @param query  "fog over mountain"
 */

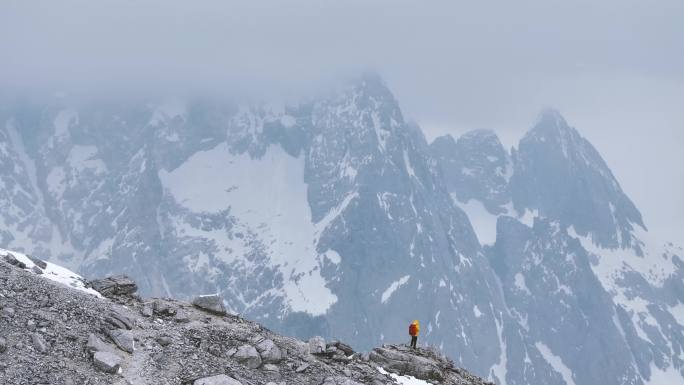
xmin=0 ymin=1 xmax=682 ymax=385
xmin=1 ymin=0 xmax=682 ymax=245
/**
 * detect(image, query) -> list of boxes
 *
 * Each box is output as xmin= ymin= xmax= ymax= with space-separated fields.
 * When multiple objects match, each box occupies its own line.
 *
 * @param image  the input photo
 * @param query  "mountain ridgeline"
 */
xmin=0 ymin=75 xmax=682 ymax=385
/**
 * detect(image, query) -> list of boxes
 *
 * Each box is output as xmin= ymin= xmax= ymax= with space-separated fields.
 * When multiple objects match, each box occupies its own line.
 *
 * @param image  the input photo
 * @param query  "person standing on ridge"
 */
xmin=409 ymin=320 xmax=420 ymax=349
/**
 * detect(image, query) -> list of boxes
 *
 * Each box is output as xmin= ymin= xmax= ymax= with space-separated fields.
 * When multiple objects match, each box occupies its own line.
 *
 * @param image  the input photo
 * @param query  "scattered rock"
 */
xmin=90 ymin=275 xmax=138 ymax=298
xmin=0 ymin=251 xmax=494 ymax=385
xmin=156 ymin=336 xmax=172 ymax=347
xmin=107 ymin=329 xmax=135 ymax=353
xmin=27 ymin=255 xmax=48 ymax=269
xmin=321 ymin=376 xmax=364 ymax=385
xmin=256 ymin=339 xmax=283 ymax=363
xmin=194 ymin=374 xmax=243 ymax=385
xmin=208 ymin=344 xmax=222 ymax=356
xmin=174 ymin=309 xmax=191 ymax=323
xmin=328 ymin=341 xmax=355 ymax=356
xmin=192 ymin=294 xmax=227 ymax=315
xmin=93 ymin=351 xmax=122 ymax=374
xmin=233 ymin=344 xmax=262 ymax=369
xmin=31 ymin=265 xmax=43 ymax=275
xmin=3 ymin=253 xmax=26 ymax=269
xmin=31 ymin=333 xmax=48 ymax=354
xmin=140 ymin=305 xmax=153 ymax=317
xmin=2 ymin=307 xmax=15 ymax=318
xmin=308 ymin=336 xmax=326 ymax=354
xmin=326 ymin=346 xmax=338 ymax=355
xmin=153 ymin=300 xmax=176 ymax=316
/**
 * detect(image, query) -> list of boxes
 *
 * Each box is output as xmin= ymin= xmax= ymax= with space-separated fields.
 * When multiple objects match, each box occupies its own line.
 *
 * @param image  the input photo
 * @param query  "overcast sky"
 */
xmin=1 ymin=0 xmax=682 ymax=243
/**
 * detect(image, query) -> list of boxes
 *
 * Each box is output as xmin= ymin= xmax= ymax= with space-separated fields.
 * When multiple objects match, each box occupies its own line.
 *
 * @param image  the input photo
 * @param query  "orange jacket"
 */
xmin=409 ymin=320 xmax=420 ymax=336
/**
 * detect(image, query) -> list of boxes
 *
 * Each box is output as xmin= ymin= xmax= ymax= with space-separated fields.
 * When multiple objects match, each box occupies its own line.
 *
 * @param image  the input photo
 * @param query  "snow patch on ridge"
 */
xmin=158 ymin=142 xmax=338 ymax=316
xmin=569 ymin=225 xmax=677 ymax=290
xmin=1 ymin=248 xmax=101 ymax=297
xmin=452 ymin=196 xmax=499 ymax=245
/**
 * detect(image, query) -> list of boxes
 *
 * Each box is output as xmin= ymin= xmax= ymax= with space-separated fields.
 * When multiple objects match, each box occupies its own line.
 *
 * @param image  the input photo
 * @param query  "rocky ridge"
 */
xmin=0 ymin=250 xmax=491 ymax=385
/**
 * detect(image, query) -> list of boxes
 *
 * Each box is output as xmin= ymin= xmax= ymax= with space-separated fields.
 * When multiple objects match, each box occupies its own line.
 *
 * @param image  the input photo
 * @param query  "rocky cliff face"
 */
xmin=433 ymin=109 xmax=683 ymax=385
xmin=0 ymin=77 xmax=682 ymax=384
xmin=0 ymin=249 xmax=492 ymax=385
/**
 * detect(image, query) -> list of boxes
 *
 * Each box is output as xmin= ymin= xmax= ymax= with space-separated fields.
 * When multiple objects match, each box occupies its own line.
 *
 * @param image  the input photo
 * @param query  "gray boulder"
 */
xmin=194 ymin=374 xmax=243 ymax=385
xmin=90 ymin=275 xmax=138 ymax=298
xmin=153 ymin=300 xmax=177 ymax=316
xmin=156 ymin=336 xmax=172 ymax=347
xmin=256 ymin=339 xmax=283 ymax=363
xmin=105 ymin=310 xmax=135 ymax=330
xmin=93 ymin=351 xmax=122 ymax=374
xmin=31 ymin=333 xmax=48 ymax=354
xmin=192 ymin=294 xmax=226 ymax=315
xmin=233 ymin=344 xmax=262 ymax=369
xmin=86 ymin=333 xmax=120 ymax=356
xmin=328 ymin=341 xmax=355 ymax=356
xmin=107 ymin=329 xmax=135 ymax=353
xmin=0 ymin=336 xmax=6 ymax=353
xmin=3 ymin=253 xmax=26 ymax=269
xmin=140 ymin=305 xmax=153 ymax=317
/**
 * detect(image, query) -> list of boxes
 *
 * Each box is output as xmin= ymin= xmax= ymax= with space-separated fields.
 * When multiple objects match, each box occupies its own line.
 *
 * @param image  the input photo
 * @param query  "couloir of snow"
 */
xmin=1 ymin=248 xmax=101 ymax=297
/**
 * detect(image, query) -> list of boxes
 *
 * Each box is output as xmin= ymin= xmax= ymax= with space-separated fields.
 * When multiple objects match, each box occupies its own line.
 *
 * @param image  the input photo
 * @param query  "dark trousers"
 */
xmin=410 ymin=335 xmax=417 ymax=348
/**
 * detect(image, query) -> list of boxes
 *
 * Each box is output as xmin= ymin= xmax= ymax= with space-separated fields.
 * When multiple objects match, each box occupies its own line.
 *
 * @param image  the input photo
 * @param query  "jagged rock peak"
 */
xmin=459 ymin=128 xmax=502 ymax=143
xmin=511 ymin=108 xmax=645 ymax=247
xmin=430 ymin=129 xmax=511 ymax=213
xmin=522 ymin=108 xmax=582 ymax=151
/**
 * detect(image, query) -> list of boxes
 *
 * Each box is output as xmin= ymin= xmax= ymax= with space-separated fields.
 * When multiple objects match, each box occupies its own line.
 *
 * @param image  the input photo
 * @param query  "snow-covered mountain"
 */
xmin=0 ymin=76 xmax=681 ymax=384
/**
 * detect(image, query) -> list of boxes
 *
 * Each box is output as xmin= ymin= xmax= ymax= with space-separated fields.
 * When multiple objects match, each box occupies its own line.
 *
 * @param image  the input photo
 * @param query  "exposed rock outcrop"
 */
xmin=90 ymin=275 xmax=138 ymax=298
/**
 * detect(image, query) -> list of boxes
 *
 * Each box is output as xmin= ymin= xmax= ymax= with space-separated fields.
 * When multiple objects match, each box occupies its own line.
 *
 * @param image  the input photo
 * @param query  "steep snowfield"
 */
xmin=568 ymin=225 xmax=684 ymax=383
xmin=0 ymin=248 xmax=101 ymax=297
xmin=158 ymin=142 xmax=338 ymax=315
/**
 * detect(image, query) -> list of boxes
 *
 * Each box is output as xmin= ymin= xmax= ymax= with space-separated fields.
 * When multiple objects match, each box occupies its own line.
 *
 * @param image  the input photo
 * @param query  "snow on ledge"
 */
xmin=1 ymin=248 xmax=102 ymax=297
xmin=381 ymin=275 xmax=410 ymax=304
xmin=535 ymin=342 xmax=576 ymax=385
xmin=377 ymin=366 xmax=431 ymax=385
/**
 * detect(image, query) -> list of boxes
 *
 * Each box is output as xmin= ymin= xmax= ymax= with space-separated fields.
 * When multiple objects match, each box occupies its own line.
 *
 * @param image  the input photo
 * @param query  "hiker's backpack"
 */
xmin=409 ymin=323 xmax=417 ymax=336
